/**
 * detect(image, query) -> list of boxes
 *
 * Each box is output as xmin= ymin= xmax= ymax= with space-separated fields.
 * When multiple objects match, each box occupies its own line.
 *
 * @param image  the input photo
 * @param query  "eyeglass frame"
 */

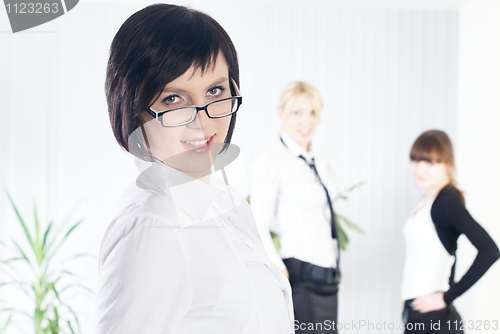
xmin=146 ymin=77 xmax=243 ymax=128
xmin=146 ymin=95 xmax=242 ymax=128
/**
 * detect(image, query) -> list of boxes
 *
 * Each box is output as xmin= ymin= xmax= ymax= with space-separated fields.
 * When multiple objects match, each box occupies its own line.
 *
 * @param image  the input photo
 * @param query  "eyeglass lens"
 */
xmin=160 ymin=98 xmax=238 ymax=126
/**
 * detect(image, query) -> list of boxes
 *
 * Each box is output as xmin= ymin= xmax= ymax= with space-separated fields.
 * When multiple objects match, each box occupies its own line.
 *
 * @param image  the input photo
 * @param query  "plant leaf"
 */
xmin=54 ymin=252 xmax=94 ymax=268
xmin=336 ymin=221 xmax=349 ymax=251
xmin=64 ymin=304 xmax=82 ymax=334
xmin=46 ymin=220 xmax=84 ymax=261
xmin=334 ymin=194 xmax=348 ymax=201
xmin=10 ymin=238 xmax=33 ymax=269
xmin=6 ymin=192 xmax=35 ymax=254
xmin=337 ymin=214 xmax=365 ymax=235
xmin=67 ymin=320 xmax=75 ymax=334
xmin=270 ymin=232 xmax=280 ymax=251
xmin=0 ymin=281 xmax=33 ymax=299
xmin=0 ymin=240 xmax=15 ymax=252
xmin=1 ymin=257 xmax=24 ymax=264
xmin=1 ymin=315 xmax=12 ymax=332
xmin=346 ymin=181 xmax=364 ymax=193
xmin=59 ymin=282 xmax=94 ymax=296
xmin=42 ymin=221 xmax=54 ymax=251
xmin=63 ymin=220 xmax=83 ymax=240
xmin=0 ymin=307 xmax=32 ymax=319
xmin=49 ymin=282 xmax=61 ymax=301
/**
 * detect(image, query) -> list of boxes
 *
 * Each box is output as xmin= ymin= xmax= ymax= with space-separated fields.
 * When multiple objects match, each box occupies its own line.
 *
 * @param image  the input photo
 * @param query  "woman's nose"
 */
xmin=415 ymin=161 xmax=429 ymax=172
xmin=301 ymin=114 xmax=315 ymax=127
xmin=186 ymin=108 xmax=210 ymax=131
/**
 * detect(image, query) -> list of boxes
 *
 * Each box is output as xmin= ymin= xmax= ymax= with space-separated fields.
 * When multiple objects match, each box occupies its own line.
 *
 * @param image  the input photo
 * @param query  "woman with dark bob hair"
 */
xmin=95 ymin=4 xmax=293 ymax=333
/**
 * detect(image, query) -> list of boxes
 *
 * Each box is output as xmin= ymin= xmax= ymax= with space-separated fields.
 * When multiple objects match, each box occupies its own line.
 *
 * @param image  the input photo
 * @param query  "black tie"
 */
xmin=280 ymin=136 xmax=338 ymax=241
xmin=280 ymin=137 xmax=340 ymax=268
xmin=298 ymin=155 xmax=338 ymax=240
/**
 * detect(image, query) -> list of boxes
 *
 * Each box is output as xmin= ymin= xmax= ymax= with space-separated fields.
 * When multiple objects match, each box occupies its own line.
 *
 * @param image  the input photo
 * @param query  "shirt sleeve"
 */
xmin=95 ymin=215 xmax=192 ymax=334
xmin=434 ymin=192 xmax=500 ymax=304
xmin=250 ymin=155 xmax=286 ymax=269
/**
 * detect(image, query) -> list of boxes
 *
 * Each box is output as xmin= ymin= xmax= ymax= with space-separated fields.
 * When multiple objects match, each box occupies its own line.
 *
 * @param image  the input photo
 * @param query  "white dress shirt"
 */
xmin=251 ymin=131 xmax=338 ymax=270
xmin=95 ymin=155 xmax=294 ymax=334
xmin=401 ymin=198 xmax=455 ymax=300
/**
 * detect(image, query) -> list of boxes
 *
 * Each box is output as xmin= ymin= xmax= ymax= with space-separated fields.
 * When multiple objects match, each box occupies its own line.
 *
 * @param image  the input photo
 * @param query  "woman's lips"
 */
xmin=180 ymin=135 xmax=215 ymax=153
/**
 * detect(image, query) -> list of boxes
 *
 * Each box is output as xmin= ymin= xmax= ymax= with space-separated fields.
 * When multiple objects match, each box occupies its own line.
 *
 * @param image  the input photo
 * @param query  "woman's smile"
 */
xmin=180 ymin=134 xmax=215 ymax=153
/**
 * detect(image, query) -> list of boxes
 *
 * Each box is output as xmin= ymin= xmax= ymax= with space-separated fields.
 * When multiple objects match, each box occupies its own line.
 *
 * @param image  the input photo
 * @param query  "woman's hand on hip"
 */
xmin=411 ymin=292 xmax=446 ymax=313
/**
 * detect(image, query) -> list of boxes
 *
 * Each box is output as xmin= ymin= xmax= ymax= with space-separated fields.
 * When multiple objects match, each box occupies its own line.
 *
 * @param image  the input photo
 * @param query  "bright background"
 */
xmin=1 ymin=0 xmax=499 ymax=333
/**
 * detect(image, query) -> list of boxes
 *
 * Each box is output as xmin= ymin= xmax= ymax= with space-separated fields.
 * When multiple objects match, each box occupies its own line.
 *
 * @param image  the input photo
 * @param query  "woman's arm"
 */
xmin=250 ymin=156 xmax=286 ymax=270
xmin=432 ymin=191 xmax=500 ymax=305
xmin=95 ymin=215 xmax=192 ymax=333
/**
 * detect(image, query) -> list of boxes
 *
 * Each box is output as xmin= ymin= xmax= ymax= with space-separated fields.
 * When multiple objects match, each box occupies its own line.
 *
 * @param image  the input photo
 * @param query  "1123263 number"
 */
xmin=447 ymin=320 xmax=498 ymax=331
xmin=5 ymin=3 xmax=59 ymax=14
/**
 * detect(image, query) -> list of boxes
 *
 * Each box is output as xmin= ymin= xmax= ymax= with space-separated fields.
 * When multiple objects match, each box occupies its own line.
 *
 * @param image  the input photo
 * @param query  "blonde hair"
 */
xmin=278 ymin=81 xmax=323 ymax=120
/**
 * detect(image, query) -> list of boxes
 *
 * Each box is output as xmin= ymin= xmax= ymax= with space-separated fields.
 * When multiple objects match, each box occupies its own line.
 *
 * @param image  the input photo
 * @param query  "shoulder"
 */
xmin=99 ymin=185 xmax=182 ymax=265
xmin=117 ymin=183 xmax=179 ymax=224
xmin=255 ymin=140 xmax=291 ymax=164
xmin=430 ymin=185 xmax=466 ymax=227
xmin=251 ymin=140 xmax=291 ymax=177
xmin=431 ymin=185 xmax=464 ymax=213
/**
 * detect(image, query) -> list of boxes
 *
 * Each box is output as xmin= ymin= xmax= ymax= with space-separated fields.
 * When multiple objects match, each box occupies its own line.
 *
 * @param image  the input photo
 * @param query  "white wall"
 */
xmin=0 ymin=1 xmax=497 ymax=333
xmin=455 ymin=1 xmax=500 ymax=332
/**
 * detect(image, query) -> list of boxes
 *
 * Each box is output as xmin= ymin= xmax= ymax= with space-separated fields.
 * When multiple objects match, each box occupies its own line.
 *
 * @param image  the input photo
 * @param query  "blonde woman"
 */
xmin=251 ymin=82 xmax=340 ymax=333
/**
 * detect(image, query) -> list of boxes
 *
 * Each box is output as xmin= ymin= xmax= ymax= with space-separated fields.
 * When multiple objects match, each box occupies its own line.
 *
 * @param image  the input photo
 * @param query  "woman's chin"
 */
xmin=295 ymin=133 xmax=313 ymax=147
xmin=163 ymin=153 xmax=212 ymax=174
xmin=415 ymin=181 xmax=431 ymax=190
xmin=160 ymin=145 xmax=229 ymax=177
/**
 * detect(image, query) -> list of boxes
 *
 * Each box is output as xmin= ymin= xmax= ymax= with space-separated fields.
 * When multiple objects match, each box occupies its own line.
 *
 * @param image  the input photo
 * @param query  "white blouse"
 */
xmin=95 ymin=155 xmax=294 ymax=334
xmin=250 ymin=131 xmax=338 ymax=270
xmin=401 ymin=197 xmax=455 ymax=301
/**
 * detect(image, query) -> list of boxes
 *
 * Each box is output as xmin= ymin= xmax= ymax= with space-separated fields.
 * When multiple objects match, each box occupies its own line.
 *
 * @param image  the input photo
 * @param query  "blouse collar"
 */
xmin=280 ymin=130 xmax=314 ymax=163
xmin=132 ymin=145 xmax=241 ymax=227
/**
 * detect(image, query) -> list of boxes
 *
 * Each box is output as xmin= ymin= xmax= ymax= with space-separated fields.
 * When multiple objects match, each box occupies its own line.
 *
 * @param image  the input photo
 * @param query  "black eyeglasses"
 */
xmin=147 ymin=96 xmax=243 ymax=128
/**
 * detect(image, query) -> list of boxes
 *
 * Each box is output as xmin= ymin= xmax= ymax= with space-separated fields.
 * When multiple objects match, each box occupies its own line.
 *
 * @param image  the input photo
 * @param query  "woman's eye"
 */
xmin=207 ymin=85 xmax=225 ymax=97
xmin=161 ymin=94 xmax=182 ymax=106
xmin=165 ymin=95 xmax=178 ymax=103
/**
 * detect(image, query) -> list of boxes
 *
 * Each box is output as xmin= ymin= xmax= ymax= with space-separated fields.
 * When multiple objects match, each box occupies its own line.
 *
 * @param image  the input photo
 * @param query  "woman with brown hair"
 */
xmin=402 ymin=130 xmax=499 ymax=333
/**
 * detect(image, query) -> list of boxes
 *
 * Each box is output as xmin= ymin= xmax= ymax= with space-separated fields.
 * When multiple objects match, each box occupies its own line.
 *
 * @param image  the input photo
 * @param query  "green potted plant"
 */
xmin=246 ymin=177 xmax=365 ymax=252
xmin=332 ymin=181 xmax=365 ymax=251
xmin=0 ymin=194 xmax=92 ymax=334
xmin=266 ymin=181 xmax=365 ymax=252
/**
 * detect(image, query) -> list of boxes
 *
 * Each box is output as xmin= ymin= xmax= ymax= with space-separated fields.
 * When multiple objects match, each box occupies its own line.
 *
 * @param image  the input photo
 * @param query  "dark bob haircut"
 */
xmin=105 ymin=4 xmax=239 ymax=155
